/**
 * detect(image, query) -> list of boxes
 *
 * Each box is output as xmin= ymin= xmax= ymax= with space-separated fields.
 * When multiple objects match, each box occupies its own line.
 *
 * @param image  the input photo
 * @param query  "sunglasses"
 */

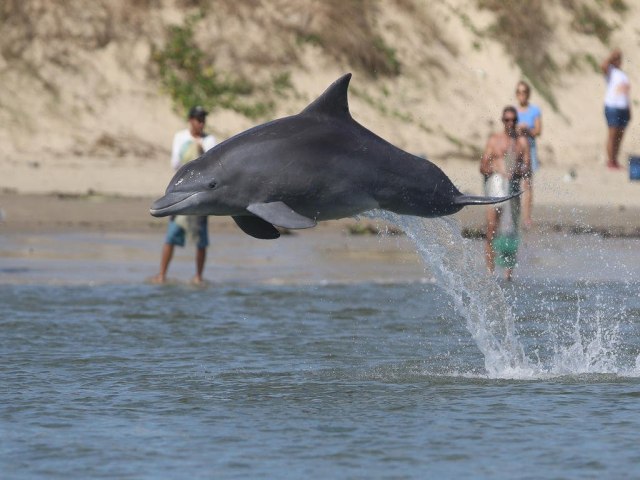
xmin=502 ymin=117 xmax=517 ymax=123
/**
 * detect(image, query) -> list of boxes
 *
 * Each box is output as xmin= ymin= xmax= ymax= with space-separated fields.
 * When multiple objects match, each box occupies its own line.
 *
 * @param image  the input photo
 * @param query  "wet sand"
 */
xmin=0 ymin=229 xmax=425 ymax=285
xmin=2 ymin=226 xmax=638 ymax=286
xmin=1 ymin=191 xmax=639 ymax=235
xmin=1 ymin=192 xmax=639 ymax=286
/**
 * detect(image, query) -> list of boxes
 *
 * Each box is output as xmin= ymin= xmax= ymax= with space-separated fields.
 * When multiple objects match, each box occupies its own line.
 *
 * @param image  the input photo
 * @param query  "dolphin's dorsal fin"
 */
xmin=301 ymin=73 xmax=352 ymax=119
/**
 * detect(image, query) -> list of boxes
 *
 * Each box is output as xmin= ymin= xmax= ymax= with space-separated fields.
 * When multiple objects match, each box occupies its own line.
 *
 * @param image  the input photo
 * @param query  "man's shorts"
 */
xmin=165 ymin=216 xmax=209 ymax=249
xmin=492 ymin=234 xmax=520 ymax=269
xmin=605 ymin=106 xmax=630 ymax=128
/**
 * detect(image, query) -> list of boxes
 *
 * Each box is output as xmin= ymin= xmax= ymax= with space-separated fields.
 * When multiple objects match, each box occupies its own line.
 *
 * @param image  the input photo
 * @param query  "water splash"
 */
xmin=549 ymin=314 xmax=620 ymax=375
xmin=367 ymin=211 xmax=532 ymax=377
xmin=544 ymin=294 xmax=635 ymax=377
xmin=366 ymin=211 xmax=638 ymax=379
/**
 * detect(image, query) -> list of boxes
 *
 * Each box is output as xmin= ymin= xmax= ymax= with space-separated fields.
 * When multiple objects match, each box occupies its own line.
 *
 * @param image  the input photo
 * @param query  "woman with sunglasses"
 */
xmin=515 ymin=81 xmax=541 ymax=229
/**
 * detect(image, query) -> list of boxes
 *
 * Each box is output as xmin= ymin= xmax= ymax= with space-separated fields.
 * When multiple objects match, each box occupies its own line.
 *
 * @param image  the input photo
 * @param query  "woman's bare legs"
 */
xmin=607 ymin=126 xmax=626 ymax=168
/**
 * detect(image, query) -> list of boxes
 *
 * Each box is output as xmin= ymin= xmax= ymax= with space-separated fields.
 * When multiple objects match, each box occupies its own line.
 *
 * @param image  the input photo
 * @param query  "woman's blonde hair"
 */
xmin=516 ymin=80 xmax=530 ymax=95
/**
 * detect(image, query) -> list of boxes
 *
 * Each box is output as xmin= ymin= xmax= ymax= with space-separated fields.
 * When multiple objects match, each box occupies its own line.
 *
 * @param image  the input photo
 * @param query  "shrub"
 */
xmin=152 ymin=14 xmax=273 ymax=119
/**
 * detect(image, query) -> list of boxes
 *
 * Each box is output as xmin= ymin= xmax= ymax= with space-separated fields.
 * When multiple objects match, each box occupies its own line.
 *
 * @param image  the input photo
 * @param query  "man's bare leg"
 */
xmin=521 ymin=176 xmax=533 ymax=229
xmin=192 ymin=247 xmax=207 ymax=284
xmin=505 ymin=268 xmax=513 ymax=281
xmin=613 ymin=127 xmax=626 ymax=168
xmin=607 ymin=126 xmax=625 ymax=168
xmin=607 ymin=127 xmax=616 ymax=166
xmin=485 ymin=207 xmax=499 ymax=274
xmin=151 ymin=243 xmax=174 ymax=284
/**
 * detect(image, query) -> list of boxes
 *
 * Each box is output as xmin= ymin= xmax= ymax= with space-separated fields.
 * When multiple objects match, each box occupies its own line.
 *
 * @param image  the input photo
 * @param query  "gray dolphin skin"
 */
xmin=150 ymin=73 xmax=519 ymax=239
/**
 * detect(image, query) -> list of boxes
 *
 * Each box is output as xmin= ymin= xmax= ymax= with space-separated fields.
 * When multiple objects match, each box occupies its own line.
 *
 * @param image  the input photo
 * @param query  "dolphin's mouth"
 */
xmin=149 ymin=192 xmax=200 ymax=217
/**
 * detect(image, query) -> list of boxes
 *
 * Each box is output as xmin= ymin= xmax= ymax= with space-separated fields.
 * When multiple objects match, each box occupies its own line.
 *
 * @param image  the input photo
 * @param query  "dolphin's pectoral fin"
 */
xmin=232 ymin=215 xmax=281 ymax=240
xmin=247 ymin=202 xmax=317 ymax=229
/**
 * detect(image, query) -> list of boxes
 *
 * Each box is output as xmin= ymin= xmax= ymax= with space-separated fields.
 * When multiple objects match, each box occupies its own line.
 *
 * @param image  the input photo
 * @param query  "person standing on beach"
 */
xmin=152 ymin=106 xmax=216 ymax=285
xmin=480 ymin=106 xmax=531 ymax=281
xmin=515 ymin=80 xmax=541 ymax=229
xmin=601 ymin=49 xmax=631 ymax=170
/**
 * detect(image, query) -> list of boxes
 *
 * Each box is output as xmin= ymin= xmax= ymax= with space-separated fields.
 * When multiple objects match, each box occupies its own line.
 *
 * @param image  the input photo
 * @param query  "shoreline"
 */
xmin=2 ymin=191 xmax=638 ymax=287
xmin=1 ymin=191 xmax=639 ymax=238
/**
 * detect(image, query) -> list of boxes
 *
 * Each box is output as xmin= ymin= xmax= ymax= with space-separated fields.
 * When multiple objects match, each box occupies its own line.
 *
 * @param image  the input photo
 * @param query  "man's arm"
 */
xmin=203 ymin=134 xmax=216 ymax=152
xmin=480 ymin=135 xmax=496 ymax=177
xmin=600 ymin=60 xmax=610 ymax=76
xmin=171 ymin=132 xmax=182 ymax=171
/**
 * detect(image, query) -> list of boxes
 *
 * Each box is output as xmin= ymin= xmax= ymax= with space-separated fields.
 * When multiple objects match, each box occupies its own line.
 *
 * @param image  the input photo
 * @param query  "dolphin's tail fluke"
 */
xmin=453 ymin=190 xmax=522 ymax=207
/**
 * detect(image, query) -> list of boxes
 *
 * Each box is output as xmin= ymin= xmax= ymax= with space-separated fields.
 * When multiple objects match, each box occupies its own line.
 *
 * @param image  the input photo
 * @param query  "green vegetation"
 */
xmin=443 ymin=132 xmax=483 ymax=161
xmin=351 ymin=86 xmax=389 ymax=116
xmin=476 ymin=0 xmax=559 ymax=110
xmin=292 ymin=0 xmax=403 ymax=78
xmin=272 ymin=72 xmax=293 ymax=97
xmin=152 ymin=0 xmax=628 ymax=125
xmin=152 ymin=1 xmax=405 ymax=120
xmin=350 ymin=85 xmax=418 ymax=125
xmin=372 ymin=35 xmax=401 ymax=76
xmin=153 ymin=14 xmax=277 ymax=119
xmin=476 ymin=0 xmax=628 ymax=111
xmin=602 ymin=0 xmax=628 ymax=14
xmin=296 ymin=33 xmax=323 ymax=47
xmin=566 ymin=1 xmax=614 ymax=43
xmin=584 ymin=53 xmax=602 ymax=74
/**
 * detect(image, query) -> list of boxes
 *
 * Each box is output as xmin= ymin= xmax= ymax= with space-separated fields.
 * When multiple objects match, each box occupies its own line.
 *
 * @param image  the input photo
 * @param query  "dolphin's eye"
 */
xmin=208 ymin=180 xmax=218 ymax=189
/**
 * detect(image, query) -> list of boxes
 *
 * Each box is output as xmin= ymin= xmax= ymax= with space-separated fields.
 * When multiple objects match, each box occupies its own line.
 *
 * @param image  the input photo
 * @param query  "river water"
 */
xmin=2 ymin=217 xmax=640 ymax=478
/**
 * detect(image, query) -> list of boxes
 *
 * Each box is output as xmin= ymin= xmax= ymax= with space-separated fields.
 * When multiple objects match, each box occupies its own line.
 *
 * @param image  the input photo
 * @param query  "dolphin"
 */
xmin=150 ymin=73 xmax=519 ymax=239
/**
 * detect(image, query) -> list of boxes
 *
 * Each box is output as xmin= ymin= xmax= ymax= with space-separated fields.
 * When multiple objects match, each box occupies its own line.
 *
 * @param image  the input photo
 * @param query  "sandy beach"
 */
xmin=1 ymin=183 xmax=639 ymax=287
xmin=2 ymin=156 xmax=640 ymax=236
xmin=1 ymin=1 xmax=640 ymax=285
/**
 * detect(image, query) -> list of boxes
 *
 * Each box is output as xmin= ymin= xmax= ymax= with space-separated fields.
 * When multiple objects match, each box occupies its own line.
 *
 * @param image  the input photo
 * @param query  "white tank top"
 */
xmin=605 ymin=66 xmax=630 ymax=109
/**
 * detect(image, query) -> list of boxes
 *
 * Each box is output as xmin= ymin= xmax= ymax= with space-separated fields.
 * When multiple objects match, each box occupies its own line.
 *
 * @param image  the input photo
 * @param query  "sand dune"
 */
xmin=1 ymin=1 xmax=639 ymax=213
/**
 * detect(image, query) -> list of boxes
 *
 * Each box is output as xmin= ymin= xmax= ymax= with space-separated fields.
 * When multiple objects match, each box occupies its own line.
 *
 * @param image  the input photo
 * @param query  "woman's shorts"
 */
xmin=605 ymin=106 xmax=630 ymax=128
xmin=165 ymin=216 xmax=209 ymax=249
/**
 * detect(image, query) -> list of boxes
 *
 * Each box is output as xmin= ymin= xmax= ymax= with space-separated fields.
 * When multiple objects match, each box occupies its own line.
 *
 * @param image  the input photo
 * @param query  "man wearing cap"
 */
xmin=152 ymin=106 xmax=216 ymax=284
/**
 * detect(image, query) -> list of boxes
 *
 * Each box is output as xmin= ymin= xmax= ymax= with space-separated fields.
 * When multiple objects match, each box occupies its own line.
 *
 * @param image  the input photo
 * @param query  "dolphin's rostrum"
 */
xmin=150 ymin=74 xmax=518 ymax=239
